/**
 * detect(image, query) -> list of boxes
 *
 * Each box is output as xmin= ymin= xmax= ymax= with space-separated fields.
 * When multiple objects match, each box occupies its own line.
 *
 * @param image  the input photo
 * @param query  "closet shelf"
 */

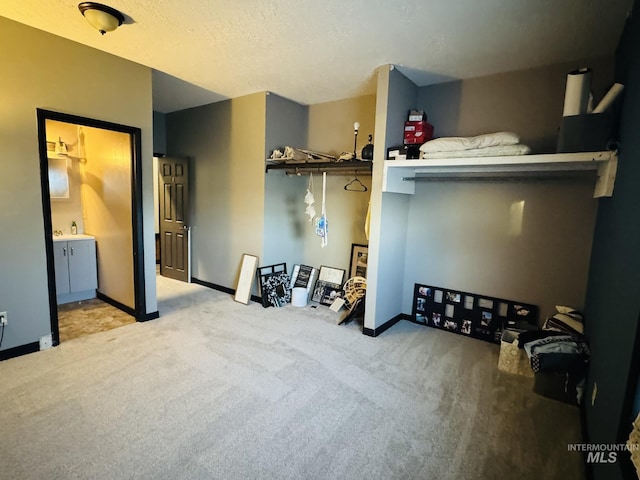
xmin=266 ymin=160 xmax=373 ymax=175
xmin=382 ymin=150 xmax=618 ymax=198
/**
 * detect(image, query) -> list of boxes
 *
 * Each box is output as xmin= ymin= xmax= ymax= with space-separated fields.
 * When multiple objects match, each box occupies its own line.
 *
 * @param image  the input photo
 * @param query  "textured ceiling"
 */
xmin=0 ymin=0 xmax=635 ymax=112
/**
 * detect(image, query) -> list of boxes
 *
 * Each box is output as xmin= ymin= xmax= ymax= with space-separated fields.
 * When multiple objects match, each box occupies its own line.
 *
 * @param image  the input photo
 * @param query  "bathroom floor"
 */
xmin=57 ymin=298 xmax=135 ymax=343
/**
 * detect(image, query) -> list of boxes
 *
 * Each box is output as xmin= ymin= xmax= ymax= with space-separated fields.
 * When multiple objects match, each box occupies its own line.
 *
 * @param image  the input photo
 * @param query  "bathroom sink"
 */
xmin=52 ymin=234 xmax=95 ymax=241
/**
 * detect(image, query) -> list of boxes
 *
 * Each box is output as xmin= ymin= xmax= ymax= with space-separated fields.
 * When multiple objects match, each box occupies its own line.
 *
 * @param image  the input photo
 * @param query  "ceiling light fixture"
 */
xmin=78 ymin=2 xmax=125 ymax=35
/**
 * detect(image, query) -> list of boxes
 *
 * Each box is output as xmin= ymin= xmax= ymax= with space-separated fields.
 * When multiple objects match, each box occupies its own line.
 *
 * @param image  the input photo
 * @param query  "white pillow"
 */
xmin=420 ymin=132 xmax=520 ymax=153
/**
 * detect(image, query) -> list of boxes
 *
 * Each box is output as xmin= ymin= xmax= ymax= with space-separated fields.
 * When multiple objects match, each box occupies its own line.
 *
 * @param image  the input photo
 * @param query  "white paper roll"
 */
xmin=563 ymin=68 xmax=592 ymax=117
xmin=593 ymin=83 xmax=625 ymax=113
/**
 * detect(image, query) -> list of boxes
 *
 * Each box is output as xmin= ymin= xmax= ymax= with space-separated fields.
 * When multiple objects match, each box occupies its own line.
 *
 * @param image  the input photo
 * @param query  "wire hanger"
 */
xmin=344 ymin=177 xmax=368 ymax=192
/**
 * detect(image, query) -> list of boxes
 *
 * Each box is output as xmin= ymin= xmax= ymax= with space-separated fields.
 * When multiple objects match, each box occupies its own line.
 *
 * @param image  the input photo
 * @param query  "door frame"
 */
xmin=37 ymin=108 xmax=150 ymax=346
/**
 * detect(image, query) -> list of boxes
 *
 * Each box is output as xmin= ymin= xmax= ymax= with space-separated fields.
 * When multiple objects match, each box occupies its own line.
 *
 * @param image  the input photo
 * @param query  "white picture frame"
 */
xmin=234 ymin=254 xmax=258 ymax=304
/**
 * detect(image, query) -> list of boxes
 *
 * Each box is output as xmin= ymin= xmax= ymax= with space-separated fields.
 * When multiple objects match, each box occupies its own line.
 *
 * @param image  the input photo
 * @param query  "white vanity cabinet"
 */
xmin=53 ymin=235 xmax=98 ymax=304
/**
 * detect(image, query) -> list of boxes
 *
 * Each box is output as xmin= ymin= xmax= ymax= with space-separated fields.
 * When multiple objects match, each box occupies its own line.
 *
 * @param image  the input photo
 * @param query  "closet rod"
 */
xmin=402 ymin=171 xmax=596 ymax=182
xmin=285 ymin=168 xmax=372 ymax=177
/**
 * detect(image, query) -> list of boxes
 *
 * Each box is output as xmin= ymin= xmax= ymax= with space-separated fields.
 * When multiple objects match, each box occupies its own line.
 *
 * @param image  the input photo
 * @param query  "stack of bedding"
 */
xmin=419 ymin=131 xmax=530 ymax=159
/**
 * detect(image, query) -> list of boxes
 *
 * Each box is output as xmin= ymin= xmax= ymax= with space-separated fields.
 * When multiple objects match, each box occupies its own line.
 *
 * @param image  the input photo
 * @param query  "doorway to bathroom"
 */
xmin=37 ymin=109 xmax=148 ymax=346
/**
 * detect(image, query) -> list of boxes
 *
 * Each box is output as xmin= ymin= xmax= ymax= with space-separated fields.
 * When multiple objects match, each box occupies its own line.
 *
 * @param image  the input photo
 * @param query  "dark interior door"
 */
xmin=159 ymin=157 xmax=190 ymax=282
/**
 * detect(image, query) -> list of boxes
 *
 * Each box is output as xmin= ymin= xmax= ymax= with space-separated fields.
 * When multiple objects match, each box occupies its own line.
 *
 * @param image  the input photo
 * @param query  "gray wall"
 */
xmin=418 ymin=56 xmax=615 ymax=153
xmin=166 ymin=92 xmax=375 ymax=297
xmin=584 ymin=7 xmax=640 ymax=480
xmin=304 ymin=95 xmax=375 ymax=274
xmin=262 ymin=94 xmax=375 ymax=280
xmin=402 ymin=180 xmax=598 ymax=319
xmin=366 ymin=66 xmax=413 ymax=329
xmin=0 ymin=17 xmax=155 ymax=353
xmin=263 ymin=94 xmax=308 ymax=269
xmin=153 ymin=111 xmax=167 ymax=156
xmin=166 ymin=93 xmax=267 ymax=291
xmin=399 ymin=59 xmax=616 ymax=320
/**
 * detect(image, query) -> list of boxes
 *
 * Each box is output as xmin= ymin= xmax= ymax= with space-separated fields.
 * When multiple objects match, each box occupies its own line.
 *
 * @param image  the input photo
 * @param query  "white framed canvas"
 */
xmin=234 ymin=254 xmax=258 ymax=304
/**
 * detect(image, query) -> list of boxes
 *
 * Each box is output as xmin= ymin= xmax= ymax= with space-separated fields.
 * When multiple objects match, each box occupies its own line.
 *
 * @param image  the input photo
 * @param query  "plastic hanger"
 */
xmin=344 ymin=177 xmax=368 ymax=192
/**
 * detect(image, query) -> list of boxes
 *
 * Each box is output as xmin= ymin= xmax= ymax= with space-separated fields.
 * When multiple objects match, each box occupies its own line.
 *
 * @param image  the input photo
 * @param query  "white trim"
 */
xmin=382 ymin=150 xmax=618 ymax=198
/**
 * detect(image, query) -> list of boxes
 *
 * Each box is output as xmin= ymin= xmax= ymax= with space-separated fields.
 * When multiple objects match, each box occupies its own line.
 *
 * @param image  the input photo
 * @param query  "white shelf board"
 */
xmin=382 ymin=150 xmax=618 ymax=197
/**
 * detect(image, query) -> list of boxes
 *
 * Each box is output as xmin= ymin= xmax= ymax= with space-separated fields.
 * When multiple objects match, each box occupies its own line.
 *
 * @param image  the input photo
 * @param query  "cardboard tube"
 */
xmin=563 ymin=68 xmax=592 ymax=117
xmin=593 ymin=83 xmax=624 ymax=113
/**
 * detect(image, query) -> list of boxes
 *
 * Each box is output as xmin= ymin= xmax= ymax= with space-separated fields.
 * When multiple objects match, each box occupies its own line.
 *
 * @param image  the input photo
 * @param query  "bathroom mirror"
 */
xmin=48 ymin=157 xmax=69 ymax=199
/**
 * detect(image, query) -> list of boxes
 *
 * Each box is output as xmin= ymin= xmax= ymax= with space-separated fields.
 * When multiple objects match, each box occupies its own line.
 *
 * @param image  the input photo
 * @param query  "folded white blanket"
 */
xmin=420 ymin=131 xmax=520 ymax=154
xmin=420 ymin=144 xmax=530 ymax=159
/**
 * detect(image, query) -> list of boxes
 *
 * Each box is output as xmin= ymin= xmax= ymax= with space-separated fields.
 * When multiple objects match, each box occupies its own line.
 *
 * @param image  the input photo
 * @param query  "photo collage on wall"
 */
xmin=411 ymin=283 xmax=538 ymax=344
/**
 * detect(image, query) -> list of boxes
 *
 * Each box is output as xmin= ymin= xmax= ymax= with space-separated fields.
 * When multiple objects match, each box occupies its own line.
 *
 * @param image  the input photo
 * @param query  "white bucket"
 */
xmin=291 ymin=287 xmax=308 ymax=307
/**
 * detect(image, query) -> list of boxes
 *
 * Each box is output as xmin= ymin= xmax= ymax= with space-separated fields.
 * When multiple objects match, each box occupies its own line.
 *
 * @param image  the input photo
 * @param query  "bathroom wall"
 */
xmin=46 ymin=120 xmax=84 ymax=235
xmin=45 ymin=121 xmax=136 ymax=309
xmin=81 ymin=127 xmax=135 ymax=309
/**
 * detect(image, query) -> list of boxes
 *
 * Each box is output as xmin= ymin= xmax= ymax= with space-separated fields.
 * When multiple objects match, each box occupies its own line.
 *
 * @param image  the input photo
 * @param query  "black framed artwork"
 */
xmin=290 ymin=264 xmax=316 ymax=289
xmin=290 ymin=264 xmax=317 ymax=300
xmin=348 ymin=244 xmax=368 ymax=279
xmin=411 ymin=283 xmax=538 ymax=344
xmin=257 ymin=263 xmax=289 ymax=308
xmin=312 ymin=266 xmax=345 ymax=304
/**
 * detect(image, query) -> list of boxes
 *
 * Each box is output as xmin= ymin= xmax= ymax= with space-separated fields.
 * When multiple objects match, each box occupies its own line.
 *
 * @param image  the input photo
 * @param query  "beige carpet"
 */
xmin=0 ymin=275 xmax=585 ymax=479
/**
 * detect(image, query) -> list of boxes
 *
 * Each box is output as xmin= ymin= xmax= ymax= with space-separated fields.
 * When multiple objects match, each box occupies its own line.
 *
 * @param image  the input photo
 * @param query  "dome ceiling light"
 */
xmin=78 ymin=2 xmax=125 ymax=35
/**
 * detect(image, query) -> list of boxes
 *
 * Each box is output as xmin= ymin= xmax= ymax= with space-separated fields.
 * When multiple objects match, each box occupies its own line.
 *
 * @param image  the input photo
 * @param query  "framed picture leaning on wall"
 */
xmin=349 ymin=244 xmax=368 ymax=279
xmin=312 ymin=266 xmax=345 ymax=303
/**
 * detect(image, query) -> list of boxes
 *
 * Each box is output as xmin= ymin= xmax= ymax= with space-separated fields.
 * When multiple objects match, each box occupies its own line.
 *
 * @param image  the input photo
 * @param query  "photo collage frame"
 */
xmin=411 ymin=283 xmax=538 ymax=344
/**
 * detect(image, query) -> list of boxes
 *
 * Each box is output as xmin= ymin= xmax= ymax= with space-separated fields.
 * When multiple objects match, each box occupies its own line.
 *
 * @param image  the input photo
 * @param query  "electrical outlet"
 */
xmin=0 ymin=311 xmax=7 ymax=325
xmin=39 ymin=334 xmax=52 ymax=350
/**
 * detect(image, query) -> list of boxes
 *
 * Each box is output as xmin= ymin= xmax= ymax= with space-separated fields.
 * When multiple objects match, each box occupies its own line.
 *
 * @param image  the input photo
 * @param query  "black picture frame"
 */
xmin=317 ymin=265 xmax=345 ymax=284
xmin=312 ymin=266 xmax=345 ymax=303
xmin=411 ymin=283 xmax=538 ymax=344
xmin=257 ymin=263 xmax=287 ymax=308
xmin=290 ymin=264 xmax=316 ymax=289
xmin=348 ymin=244 xmax=368 ymax=279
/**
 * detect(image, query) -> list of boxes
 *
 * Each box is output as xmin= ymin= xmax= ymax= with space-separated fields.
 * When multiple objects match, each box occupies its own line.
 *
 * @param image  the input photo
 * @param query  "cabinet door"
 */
xmin=68 ymin=239 xmax=98 ymax=293
xmin=53 ymin=241 xmax=70 ymax=295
